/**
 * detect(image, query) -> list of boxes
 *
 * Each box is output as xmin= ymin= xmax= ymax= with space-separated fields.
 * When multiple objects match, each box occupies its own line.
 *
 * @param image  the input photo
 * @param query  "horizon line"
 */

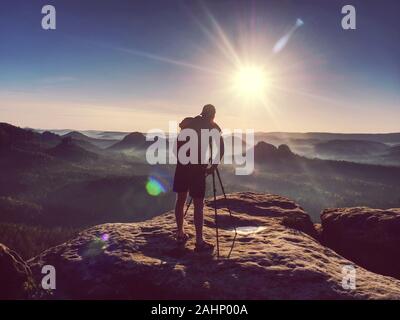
xmin=3 ymin=121 xmax=399 ymax=136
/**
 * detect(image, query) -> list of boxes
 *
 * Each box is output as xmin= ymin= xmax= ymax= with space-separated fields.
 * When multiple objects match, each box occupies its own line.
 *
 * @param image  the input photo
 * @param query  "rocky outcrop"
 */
xmin=0 ymin=243 xmax=35 ymax=299
xmin=107 ymin=132 xmax=149 ymax=151
xmin=321 ymin=207 xmax=400 ymax=279
xmin=28 ymin=192 xmax=400 ymax=299
xmin=254 ymin=142 xmax=296 ymax=163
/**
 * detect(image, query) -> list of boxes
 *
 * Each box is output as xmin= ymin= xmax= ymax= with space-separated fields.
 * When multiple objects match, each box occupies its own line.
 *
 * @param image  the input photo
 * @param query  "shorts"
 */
xmin=173 ymin=164 xmax=206 ymax=198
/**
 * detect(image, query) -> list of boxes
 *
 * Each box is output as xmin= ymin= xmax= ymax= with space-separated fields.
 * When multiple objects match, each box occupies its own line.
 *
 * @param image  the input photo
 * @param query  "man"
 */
xmin=173 ymin=104 xmax=224 ymax=252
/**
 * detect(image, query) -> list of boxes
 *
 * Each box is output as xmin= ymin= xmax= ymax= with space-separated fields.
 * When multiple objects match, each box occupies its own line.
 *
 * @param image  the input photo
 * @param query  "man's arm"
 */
xmin=219 ymin=134 xmax=225 ymax=162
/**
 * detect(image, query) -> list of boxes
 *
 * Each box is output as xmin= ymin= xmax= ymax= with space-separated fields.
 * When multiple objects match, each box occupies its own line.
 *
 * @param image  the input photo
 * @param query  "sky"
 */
xmin=0 ymin=0 xmax=399 ymax=133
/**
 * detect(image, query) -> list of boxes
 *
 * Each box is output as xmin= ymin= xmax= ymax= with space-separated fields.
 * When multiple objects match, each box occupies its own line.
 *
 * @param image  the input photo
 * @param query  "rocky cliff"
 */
xmin=0 ymin=243 xmax=35 ymax=299
xmin=320 ymin=207 xmax=400 ymax=279
xmin=11 ymin=192 xmax=397 ymax=299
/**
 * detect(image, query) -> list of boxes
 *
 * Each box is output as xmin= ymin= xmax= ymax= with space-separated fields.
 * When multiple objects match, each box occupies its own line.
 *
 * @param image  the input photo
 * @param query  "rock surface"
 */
xmin=0 ymin=243 xmax=35 ymax=299
xmin=321 ymin=207 xmax=400 ymax=279
xmin=28 ymin=192 xmax=400 ymax=299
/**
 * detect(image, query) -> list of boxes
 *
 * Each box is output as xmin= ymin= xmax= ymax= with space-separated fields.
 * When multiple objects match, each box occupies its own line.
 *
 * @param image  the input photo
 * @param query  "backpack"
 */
xmin=177 ymin=116 xmax=221 ymax=166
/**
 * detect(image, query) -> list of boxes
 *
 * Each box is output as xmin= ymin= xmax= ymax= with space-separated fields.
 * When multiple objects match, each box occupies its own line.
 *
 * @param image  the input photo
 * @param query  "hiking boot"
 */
xmin=194 ymin=240 xmax=214 ymax=253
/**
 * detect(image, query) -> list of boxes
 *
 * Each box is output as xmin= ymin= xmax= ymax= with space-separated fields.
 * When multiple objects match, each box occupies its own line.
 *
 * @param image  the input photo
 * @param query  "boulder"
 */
xmin=28 ymin=192 xmax=400 ymax=299
xmin=321 ymin=207 xmax=400 ymax=279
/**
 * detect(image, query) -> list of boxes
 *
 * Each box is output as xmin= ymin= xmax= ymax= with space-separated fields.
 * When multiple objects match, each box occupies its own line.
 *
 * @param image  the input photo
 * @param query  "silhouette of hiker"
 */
xmin=173 ymin=104 xmax=224 ymax=252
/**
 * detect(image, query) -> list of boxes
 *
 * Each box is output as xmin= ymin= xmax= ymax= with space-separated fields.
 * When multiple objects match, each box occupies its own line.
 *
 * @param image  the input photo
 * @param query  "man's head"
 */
xmin=200 ymin=104 xmax=216 ymax=121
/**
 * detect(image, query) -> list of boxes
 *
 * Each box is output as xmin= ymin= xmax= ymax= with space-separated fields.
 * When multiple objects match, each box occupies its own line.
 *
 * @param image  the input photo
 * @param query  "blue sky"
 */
xmin=0 ymin=0 xmax=399 ymax=132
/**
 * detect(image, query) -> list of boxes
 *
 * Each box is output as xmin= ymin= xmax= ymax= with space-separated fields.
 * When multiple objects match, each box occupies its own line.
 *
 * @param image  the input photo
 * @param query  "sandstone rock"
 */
xmin=321 ymin=207 xmax=400 ymax=279
xmin=0 ymin=243 xmax=35 ymax=299
xmin=28 ymin=192 xmax=400 ymax=299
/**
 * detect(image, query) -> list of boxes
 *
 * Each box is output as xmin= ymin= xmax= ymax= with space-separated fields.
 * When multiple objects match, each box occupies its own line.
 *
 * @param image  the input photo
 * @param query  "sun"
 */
xmin=232 ymin=65 xmax=271 ymax=100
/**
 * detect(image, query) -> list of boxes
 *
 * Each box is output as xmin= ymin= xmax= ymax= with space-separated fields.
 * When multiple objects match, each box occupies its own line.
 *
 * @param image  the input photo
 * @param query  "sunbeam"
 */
xmin=115 ymin=47 xmax=223 ymax=75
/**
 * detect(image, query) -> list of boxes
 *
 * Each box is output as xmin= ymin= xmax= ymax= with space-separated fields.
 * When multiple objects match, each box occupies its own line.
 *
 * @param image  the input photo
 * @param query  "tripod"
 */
xmin=184 ymin=167 xmax=237 ymax=259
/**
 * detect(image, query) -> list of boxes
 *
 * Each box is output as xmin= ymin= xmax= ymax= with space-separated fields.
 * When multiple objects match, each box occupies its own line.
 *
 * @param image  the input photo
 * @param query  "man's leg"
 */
xmin=175 ymin=192 xmax=188 ymax=237
xmin=193 ymin=197 xmax=205 ymax=245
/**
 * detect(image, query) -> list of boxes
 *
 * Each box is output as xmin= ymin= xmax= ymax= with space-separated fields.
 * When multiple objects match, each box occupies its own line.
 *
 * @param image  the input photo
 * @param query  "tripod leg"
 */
xmin=215 ymin=169 xmax=227 ymax=197
xmin=215 ymin=168 xmax=237 ymax=259
xmin=184 ymin=197 xmax=192 ymax=218
xmin=212 ymin=171 xmax=220 ymax=258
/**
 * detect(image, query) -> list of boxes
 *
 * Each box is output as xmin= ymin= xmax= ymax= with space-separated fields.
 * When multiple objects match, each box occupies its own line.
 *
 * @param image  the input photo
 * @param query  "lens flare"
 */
xmin=101 ymin=234 xmax=110 ymax=242
xmin=273 ymin=18 xmax=305 ymax=54
xmin=82 ymin=236 xmax=109 ymax=257
xmin=145 ymin=177 xmax=167 ymax=196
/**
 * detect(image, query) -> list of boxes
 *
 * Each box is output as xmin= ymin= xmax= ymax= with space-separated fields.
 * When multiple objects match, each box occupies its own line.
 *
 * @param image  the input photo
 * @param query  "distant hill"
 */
xmin=46 ymin=137 xmax=99 ymax=163
xmin=108 ymin=132 xmax=150 ymax=151
xmin=1 ymin=122 xmax=400 ymax=233
xmin=81 ymin=130 xmax=130 ymax=141
xmin=0 ymin=126 xmax=63 ymax=168
xmin=255 ymin=132 xmax=400 ymax=144
xmin=69 ymin=138 xmax=102 ymax=153
xmin=0 ymin=123 xmax=64 ymax=150
xmin=0 ymin=123 xmax=37 ymax=141
xmin=40 ymin=131 xmax=62 ymax=147
xmin=63 ymin=131 xmax=117 ymax=149
xmin=0 ymin=123 xmax=103 ymax=172
xmin=254 ymin=141 xmax=295 ymax=162
xmin=252 ymin=141 xmax=400 ymax=186
xmin=381 ymin=145 xmax=400 ymax=164
xmin=314 ymin=140 xmax=388 ymax=158
xmin=62 ymin=131 xmax=90 ymax=141
xmin=388 ymin=145 xmax=400 ymax=156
